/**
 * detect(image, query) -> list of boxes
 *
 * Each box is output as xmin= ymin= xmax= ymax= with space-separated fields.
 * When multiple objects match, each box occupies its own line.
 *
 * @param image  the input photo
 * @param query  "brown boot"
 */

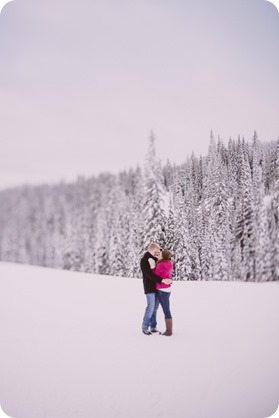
xmin=162 ymin=318 xmax=172 ymax=336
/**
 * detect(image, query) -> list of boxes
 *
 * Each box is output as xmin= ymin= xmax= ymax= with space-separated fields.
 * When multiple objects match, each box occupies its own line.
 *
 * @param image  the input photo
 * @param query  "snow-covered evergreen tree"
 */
xmin=234 ymin=139 xmax=256 ymax=281
xmin=203 ymin=136 xmax=232 ymax=280
xmin=165 ymin=193 xmax=175 ymax=253
xmin=142 ymin=132 xmax=167 ymax=249
xmin=269 ymin=139 xmax=279 ymax=280
xmin=106 ymin=177 xmax=128 ymax=277
xmin=184 ymin=154 xmax=202 ymax=280
xmin=172 ymin=169 xmax=193 ymax=280
xmin=126 ymin=166 xmax=145 ymax=278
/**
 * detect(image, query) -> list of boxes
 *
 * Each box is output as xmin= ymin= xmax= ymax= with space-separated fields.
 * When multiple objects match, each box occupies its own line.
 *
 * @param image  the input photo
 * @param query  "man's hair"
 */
xmin=148 ymin=242 xmax=160 ymax=252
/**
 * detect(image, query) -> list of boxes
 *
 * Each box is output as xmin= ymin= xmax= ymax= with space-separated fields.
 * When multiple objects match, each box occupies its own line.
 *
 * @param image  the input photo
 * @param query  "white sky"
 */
xmin=0 ymin=0 xmax=279 ymax=190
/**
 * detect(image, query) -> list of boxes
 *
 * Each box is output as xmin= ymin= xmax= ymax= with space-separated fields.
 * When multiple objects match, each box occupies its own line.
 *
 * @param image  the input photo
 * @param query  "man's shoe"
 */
xmin=150 ymin=328 xmax=160 ymax=333
xmin=142 ymin=329 xmax=152 ymax=335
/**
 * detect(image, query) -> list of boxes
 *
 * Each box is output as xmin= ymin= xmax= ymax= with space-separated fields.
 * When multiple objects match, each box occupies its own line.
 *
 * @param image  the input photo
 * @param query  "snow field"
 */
xmin=0 ymin=262 xmax=278 ymax=418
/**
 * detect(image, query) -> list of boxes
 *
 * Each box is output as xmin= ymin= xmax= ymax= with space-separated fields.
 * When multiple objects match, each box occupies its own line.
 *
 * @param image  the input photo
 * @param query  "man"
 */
xmin=140 ymin=243 xmax=172 ymax=335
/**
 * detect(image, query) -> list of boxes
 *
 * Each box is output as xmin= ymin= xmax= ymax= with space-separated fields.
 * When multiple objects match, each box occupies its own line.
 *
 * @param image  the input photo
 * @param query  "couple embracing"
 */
xmin=140 ymin=243 xmax=173 ymax=336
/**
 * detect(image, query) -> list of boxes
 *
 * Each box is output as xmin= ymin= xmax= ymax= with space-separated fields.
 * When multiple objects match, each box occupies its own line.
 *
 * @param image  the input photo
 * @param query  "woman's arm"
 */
xmin=154 ymin=262 xmax=172 ymax=279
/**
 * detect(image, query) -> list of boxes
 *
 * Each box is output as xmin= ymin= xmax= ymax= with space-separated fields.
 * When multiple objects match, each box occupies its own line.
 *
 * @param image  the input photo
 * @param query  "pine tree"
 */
xmin=172 ymin=170 xmax=192 ymax=280
xmin=165 ymin=193 xmax=175 ymax=253
xmin=235 ymin=140 xmax=256 ymax=281
xmin=255 ymin=198 xmax=273 ymax=281
xmin=269 ymin=139 xmax=279 ymax=280
xmin=142 ymin=132 xmax=167 ymax=249
xmin=107 ymin=177 xmax=127 ymax=277
xmin=185 ymin=154 xmax=202 ymax=280
xmin=203 ymin=136 xmax=232 ymax=280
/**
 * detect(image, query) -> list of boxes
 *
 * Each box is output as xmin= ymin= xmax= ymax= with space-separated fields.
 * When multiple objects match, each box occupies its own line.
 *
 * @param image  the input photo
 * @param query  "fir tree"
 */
xmin=172 ymin=170 xmax=192 ymax=280
xmin=269 ymin=139 xmax=279 ymax=280
xmin=235 ymin=141 xmax=256 ymax=281
xmin=142 ymin=132 xmax=167 ymax=249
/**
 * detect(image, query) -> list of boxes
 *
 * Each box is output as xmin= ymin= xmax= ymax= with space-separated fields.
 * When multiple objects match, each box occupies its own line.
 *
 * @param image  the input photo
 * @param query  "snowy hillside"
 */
xmin=0 ymin=262 xmax=278 ymax=418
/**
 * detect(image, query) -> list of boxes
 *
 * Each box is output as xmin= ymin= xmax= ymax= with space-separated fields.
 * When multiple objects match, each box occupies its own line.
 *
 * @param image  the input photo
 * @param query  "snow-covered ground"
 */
xmin=0 ymin=262 xmax=278 ymax=418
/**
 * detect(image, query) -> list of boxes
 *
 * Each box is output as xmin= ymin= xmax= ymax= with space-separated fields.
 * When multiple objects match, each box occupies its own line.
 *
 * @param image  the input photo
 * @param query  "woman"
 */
xmin=153 ymin=250 xmax=173 ymax=336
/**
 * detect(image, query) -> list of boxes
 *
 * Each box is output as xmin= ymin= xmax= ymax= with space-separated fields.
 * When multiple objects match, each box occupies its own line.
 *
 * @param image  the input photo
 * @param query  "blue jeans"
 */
xmin=142 ymin=292 xmax=159 ymax=330
xmin=158 ymin=291 xmax=172 ymax=319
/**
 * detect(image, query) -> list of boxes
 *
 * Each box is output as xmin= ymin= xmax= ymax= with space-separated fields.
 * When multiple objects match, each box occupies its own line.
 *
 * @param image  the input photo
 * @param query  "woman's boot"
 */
xmin=162 ymin=318 xmax=172 ymax=336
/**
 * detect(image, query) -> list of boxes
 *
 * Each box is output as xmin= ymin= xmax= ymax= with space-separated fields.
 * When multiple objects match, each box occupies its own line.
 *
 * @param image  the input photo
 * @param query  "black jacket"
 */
xmin=140 ymin=251 xmax=163 ymax=294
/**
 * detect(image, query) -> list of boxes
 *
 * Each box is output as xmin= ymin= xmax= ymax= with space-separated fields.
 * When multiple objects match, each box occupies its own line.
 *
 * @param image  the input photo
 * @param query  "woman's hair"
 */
xmin=158 ymin=249 xmax=172 ymax=263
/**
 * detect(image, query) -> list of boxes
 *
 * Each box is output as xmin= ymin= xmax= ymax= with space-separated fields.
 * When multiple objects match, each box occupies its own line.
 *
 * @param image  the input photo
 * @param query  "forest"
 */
xmin=0 ymin=131 xmax=278 ymax=281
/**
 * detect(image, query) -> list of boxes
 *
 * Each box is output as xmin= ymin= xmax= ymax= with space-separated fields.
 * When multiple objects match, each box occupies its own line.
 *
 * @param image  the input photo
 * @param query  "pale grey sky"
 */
xmin=0 ymin=0 xmax=278 ymax=190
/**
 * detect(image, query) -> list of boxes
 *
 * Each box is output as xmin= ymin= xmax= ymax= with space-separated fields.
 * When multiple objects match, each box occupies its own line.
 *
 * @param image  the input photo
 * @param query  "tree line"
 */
xmin=0 ymin=131 xmax=278 ymax=281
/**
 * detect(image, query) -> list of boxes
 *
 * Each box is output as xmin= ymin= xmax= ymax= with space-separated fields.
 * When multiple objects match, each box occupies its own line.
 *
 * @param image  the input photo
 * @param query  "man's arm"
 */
xmin=141 ymin=258 xmax=162 ymax=283
xmin=141 ymin=258 xmax=172 ymax=285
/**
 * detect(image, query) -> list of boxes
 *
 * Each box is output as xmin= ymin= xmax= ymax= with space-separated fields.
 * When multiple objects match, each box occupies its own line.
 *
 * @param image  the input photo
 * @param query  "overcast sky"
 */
xmin=0 ymin=0 xmax=278 ymax=190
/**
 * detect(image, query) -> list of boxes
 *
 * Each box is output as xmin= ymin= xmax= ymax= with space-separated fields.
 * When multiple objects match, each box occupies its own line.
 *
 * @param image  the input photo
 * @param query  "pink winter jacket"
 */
xmin=154 ymin=260 xmax=173 ymax=290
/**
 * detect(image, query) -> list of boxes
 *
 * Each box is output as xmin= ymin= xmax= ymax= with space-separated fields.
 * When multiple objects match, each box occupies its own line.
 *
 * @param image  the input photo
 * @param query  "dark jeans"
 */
xmin=158 ymin=291 xmax=172 ymax=319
